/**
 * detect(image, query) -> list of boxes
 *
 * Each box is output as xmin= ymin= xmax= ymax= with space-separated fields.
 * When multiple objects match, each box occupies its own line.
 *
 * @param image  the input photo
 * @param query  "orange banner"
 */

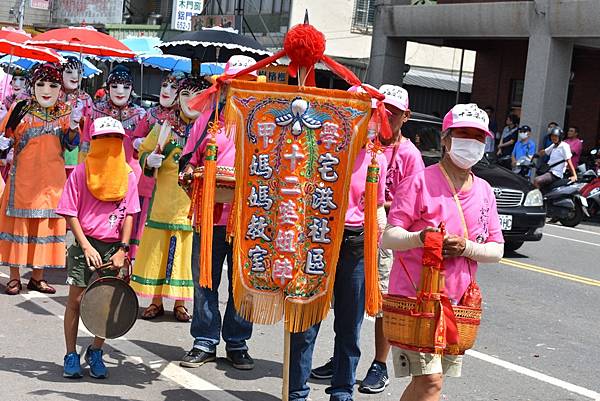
xmin=225 ymin=80 xmax=372 ymax=333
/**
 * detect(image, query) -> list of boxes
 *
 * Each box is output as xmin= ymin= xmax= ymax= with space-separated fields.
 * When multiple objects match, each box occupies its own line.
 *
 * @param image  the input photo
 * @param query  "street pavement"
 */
xmin=1 ymin=221 xmax=600 ymax=401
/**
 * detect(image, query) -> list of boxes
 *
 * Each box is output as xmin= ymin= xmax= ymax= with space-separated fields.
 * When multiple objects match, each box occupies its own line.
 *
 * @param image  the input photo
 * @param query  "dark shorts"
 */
xmin=66 ymin=237 xmax=119 ymax=288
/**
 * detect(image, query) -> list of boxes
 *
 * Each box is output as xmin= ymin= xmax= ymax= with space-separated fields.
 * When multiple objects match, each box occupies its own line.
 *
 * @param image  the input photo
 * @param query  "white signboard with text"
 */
xmin=171 ymin=0 xmax=205 ymax=31
xmin=30 ymin=0 xmax=50 ymax=10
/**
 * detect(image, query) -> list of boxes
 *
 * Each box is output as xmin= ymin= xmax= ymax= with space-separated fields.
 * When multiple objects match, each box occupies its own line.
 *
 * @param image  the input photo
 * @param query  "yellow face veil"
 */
xmin=84 ymin=136 xmax=131 ymax=201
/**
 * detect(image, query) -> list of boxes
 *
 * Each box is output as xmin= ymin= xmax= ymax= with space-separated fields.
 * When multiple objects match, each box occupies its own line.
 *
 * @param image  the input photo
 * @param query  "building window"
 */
xmin=510 ymin=79 xmax=524 ymax=107
xmin=351 ymin=0 xmax=375 ymax=34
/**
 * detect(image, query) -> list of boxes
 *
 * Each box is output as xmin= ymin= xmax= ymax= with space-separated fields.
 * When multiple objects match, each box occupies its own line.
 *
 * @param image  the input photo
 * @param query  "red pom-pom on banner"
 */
xmin=284 ymin=23 xmax=326 ymax=85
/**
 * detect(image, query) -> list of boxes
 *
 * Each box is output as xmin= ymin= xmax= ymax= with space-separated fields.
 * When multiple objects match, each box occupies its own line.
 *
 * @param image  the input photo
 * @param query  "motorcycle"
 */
xmin=524 ymin=156 xmax=589 ymax=227
xmin=580 ymin=171 xmax=600 ymax=218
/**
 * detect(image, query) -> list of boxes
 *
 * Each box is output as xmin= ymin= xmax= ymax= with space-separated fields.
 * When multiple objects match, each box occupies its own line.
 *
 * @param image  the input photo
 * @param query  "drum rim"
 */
xmin=80 ymin=276 xmax=139 ymax=339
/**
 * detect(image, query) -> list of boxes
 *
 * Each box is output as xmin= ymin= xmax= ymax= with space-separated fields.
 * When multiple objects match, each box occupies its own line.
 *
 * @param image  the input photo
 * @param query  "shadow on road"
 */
xmin=215 ymin=357 xmax=284 ymax=380
xmin=30 ymin=389 xmax=142 ymax=401
xmin=0 ymin=351 xmax=161 ymax=390
xmin=162 ymin=388 xmax=281 ymax=401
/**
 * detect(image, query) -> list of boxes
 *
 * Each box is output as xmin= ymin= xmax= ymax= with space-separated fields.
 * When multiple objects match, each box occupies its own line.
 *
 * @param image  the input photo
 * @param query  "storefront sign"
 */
xmin=30 ymin=0 xmax=50 ymax=10
xmin=171 ymin=0 xmax=205 ymax=31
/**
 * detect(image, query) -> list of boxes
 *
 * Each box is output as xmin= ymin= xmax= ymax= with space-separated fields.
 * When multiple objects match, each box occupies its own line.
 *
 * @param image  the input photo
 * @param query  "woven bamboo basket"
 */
xmin=382 ymin=293 xmax=481 ymax=355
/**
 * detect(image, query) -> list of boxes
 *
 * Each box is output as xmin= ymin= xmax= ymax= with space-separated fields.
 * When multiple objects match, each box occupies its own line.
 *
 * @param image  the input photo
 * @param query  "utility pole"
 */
xmin=18 ymin=0 xmax=26 ymax=30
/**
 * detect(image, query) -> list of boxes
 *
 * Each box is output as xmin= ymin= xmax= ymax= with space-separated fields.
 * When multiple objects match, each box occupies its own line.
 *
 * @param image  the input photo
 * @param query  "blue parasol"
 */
xmin=0 ymin=53 xmax=102 ymax=78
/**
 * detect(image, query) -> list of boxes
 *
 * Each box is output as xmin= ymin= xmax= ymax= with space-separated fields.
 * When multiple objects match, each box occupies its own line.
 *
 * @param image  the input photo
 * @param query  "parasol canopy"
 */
xmin=140 ymin=55 xmax=223 ymax=75
xmin=0 ymin=54 xmax=102 ymax=78
xmin=158 ymin=27 xmax=271 ymax=62
xmin=120 ymin=36 xmax=162 ymax=56
xmin=28 ymin=26 xmax=135 ymax=58
xmin=0 ymin=40 xmax=64 ymax=63
xmin=0 ymin=27 xmax=32 ymax=43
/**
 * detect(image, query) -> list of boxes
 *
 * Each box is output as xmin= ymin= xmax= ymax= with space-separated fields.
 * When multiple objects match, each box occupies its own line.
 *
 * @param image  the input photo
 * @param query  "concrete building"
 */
xmin=0 ymin=0 xmax=51 ymax=30
xmin=369 ymin=0 xmax=600 ymax=149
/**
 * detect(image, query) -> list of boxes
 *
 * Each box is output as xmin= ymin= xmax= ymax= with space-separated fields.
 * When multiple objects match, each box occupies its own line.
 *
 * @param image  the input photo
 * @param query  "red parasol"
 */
xmin=0 ymin=40 xmax=64 ymax=63
xmin=0 ymin=27 xmax=31 ymax=43
xmin=28 ymin=26 xmax=135 ymax=59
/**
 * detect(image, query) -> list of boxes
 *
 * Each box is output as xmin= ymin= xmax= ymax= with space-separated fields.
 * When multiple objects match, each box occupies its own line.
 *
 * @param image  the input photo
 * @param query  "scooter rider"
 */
xmin=534 ymin=127 xmax=577 ymax=190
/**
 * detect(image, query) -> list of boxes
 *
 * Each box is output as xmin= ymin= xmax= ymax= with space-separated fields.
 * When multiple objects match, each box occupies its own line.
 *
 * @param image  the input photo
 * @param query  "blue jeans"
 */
xmin=288 ymin=231 xmax=365 ymax=401
xmin=190 ymin=227 xmax=253 ymax=353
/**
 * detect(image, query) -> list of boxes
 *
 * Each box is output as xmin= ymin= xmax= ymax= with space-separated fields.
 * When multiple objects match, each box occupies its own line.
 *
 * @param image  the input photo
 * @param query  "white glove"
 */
xmin=6 ymin=148 xmax=14 ymax=163
xmin=133 ymin=137 xmax=144 ymax=151
xmin=146 ymin=152 xmax=164 ymax=169
xmin=0 ymin=136 xmax=11 ymax=151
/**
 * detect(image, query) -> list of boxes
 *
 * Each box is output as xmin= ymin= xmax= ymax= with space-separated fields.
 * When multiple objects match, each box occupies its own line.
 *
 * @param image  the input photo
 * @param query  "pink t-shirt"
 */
xmin=56 ymin=164 xmax=141 ymax=242
xmin=384 ymin=138 xmax=425 ymax=203
xmin=564 ymin=138 xmax=583 ymax=167
xmin=387 ymin=164 xmax=504 ymax=301
xmin=345 ymin=148 xmax=388 ymax=227
xmin=188 ymin=117 xmax=236 ymax=227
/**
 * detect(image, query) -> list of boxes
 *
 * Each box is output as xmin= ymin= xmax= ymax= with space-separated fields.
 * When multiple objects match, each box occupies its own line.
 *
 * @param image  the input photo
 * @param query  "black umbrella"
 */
xmin=158 ymin=28 xmax=272 ymax=62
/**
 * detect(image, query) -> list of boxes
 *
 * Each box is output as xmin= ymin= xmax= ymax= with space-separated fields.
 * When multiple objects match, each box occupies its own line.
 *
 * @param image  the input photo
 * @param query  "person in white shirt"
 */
xmin=534 ymin=127 xmax=577 ymax=189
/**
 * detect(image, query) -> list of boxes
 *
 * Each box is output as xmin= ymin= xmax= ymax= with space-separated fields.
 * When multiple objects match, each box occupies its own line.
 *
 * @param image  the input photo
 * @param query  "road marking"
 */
xmin=2 ymin=278 xmax=243 ymax=401
xmin=546 ymin=223 xmax=600 ymax=237
xmin=500 ymin=259 xmax=600 ymax=287
xmin=544 ymin=233 xmax=600 ymax=247
xmin=466 ymin=350 xmax=600 ymax=400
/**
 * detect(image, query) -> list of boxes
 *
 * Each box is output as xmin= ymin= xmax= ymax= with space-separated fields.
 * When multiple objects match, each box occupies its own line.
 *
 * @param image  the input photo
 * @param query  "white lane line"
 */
xmin=466 ymin=350 xmax=600 ymax=400
xmin=3 ymin=279 xmax=243 ymax=401
xmin=546 ymin=224 xmax=600 ymax=237
xmin=544 ymin=233 xmax=600 ymax=247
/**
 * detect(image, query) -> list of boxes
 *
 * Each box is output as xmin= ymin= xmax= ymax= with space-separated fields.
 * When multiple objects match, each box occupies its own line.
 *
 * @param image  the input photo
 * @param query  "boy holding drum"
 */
xmin=56 ymin=117 xmax=140 ymax=379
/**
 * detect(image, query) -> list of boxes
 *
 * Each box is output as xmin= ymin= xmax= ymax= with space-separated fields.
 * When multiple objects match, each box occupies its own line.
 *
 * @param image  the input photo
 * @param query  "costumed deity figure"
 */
xmin=60 ymin=56 xmax=93 ymax=177
xmin=81 ymin=65 xmax=146 ymax=258
xmin=131 ymin=75 xmax=211 ymax=322
xmin=1 ymin=69 xmax=30 ymax=181
xmin=0 ymin=63 xmax=79 ymax=295
xmin=1 ymin=68 xmax=30 ymax=113
xmin=130 ymin=72 xmax=183 ymax=259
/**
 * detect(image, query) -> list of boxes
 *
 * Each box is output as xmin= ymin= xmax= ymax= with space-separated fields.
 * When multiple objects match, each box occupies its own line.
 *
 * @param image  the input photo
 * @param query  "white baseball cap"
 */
xmin=91 ymin=116 xmax=125 ymax=138
xmin=378 ymin=84 xmax=409 ymax=112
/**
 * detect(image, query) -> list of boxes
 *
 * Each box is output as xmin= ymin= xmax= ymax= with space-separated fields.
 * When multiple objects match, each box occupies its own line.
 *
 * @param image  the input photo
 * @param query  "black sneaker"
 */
xmin=179 ymin=348 xmax=216 ymax=368
xmin=226 ymin=350 xmax=254 ymax=370
xmin=358 ymin=361 xmax=390 ymax=394
xmin=310 ymin=358 xmax=333 ymax=380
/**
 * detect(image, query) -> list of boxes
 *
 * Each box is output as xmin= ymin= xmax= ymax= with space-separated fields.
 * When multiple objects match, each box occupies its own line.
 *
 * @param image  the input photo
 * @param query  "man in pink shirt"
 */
xmin=381 ymin=104 xmax=504 ymax=401
xmin=56 ymin=117 xmax=140 ymax=380
xmin=564 ymin=126 xmax=583 ymax=168
xmin=359 ymin=84 xmax=425 ymax=394
xmin=179 ymin=55 xmax=258 ymax=372
xmin=289 ymin=143 xmax=388 ymax=401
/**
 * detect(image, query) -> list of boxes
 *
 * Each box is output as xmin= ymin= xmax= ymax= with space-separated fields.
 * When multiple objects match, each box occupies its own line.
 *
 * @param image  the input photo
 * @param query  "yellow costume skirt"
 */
xmin=0 ymin=180 xmax=66 ymax=270
xmin=130 ymin=226 xmax=194 ymax=301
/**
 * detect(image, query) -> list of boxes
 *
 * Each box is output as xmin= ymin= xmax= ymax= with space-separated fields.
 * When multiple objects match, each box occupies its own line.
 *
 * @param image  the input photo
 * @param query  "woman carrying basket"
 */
xmin=381 ymin=103 xmax=504 ymax=401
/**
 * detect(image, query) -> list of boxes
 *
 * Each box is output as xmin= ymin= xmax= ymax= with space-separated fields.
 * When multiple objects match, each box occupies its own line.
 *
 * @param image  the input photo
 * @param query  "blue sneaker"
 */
xmin=63 ymin=352 xmax=83 ymax=378
xmin=358 ymin=361 xmax=390 ymax=394
xmin=84 ymin=346 xmax=108 ymax=379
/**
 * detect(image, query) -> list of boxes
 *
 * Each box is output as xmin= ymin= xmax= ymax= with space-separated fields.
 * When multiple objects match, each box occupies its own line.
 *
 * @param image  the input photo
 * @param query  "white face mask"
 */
xmin=447 ymin=137 xmax=485 ymax=169
xmin=518 ymin=132 xmax=529 ymax=141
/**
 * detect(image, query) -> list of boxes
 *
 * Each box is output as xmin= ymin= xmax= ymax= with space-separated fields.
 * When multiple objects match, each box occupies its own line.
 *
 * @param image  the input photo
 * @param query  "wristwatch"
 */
xmin=118 ymin=242 xmax=130 ymax=253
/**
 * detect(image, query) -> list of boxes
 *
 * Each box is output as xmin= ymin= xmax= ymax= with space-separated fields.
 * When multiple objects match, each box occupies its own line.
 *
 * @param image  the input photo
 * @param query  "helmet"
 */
xmin=549 ymin=127 xmax=564 ymax=140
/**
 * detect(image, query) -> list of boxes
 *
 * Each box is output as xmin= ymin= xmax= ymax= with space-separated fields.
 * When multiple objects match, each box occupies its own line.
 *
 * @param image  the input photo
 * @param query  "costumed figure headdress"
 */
xmin=62 ymin=56 xmax=84 ymax=74
xmin=107 ymin=65 xmax=134 ymax=86
xmin=30 ymin=63 xmax=62 ymax=85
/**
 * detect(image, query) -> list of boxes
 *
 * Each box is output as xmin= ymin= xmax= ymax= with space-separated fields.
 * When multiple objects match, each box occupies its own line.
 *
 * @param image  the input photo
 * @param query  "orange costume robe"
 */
xmin=0 ymin=101 xmax=75 ymax=269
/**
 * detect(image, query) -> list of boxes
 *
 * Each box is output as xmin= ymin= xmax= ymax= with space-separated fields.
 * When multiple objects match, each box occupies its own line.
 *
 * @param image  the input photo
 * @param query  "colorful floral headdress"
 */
xmin=30 ymin=63 xmax=62 ymax=85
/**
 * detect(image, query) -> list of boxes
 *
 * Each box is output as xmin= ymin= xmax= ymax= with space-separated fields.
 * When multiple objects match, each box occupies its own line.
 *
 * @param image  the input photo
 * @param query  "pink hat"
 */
xmin=378 ymin=84 xmax=409 ymax=112
xmin=91 ymin=116 xmax=125 ymax=138
xmin=442 ymin=103 xmax=493 ymax=138
xmin=223 ymin=55 xmax=258 ymax=79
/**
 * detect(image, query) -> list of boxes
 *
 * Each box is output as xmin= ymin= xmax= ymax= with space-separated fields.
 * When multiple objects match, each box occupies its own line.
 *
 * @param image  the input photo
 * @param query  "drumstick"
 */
xmin=156 ymin=120 xmax=171 ymax=155
xmin=88 ymin=261 xmax=113 ymax=272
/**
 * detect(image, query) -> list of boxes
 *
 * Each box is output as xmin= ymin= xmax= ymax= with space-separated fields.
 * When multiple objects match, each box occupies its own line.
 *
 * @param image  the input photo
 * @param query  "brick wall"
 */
xmin=470 ymin=40 xmax=528 ymax=132
xmin=567 ymin=48 xmax=600 ymax=149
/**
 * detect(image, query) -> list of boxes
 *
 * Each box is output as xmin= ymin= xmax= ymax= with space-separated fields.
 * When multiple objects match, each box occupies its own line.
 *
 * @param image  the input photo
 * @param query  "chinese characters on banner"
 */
xmin=226 ymin=80 xmax=372 ymax=333
xmin=171 ymin=0 xmax=205 ymax=31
